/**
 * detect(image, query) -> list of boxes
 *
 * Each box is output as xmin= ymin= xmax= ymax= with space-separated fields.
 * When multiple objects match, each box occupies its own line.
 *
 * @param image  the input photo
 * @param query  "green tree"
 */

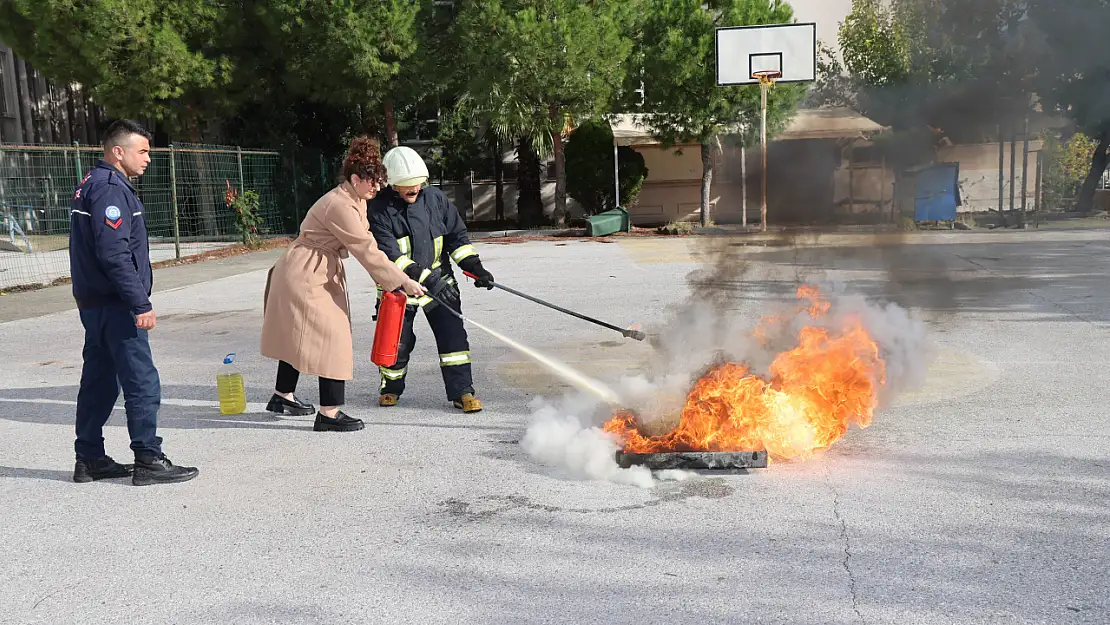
xmin=838 ymin=0 xmax=1029 ymax=138
xmin=454 ymin=0 xmax=638 ymax=227
xmin=0 ymin=0 xmax=228 ymax=130
xmin=836 ymin=0 xmax=927 ymax=170
xmin=453 ymin=85 xmax=552 ymax=227
xmin=252 ymin=0 xmax=421 ymax=138
xmin=637 ymin=0 xmax=807 ymax=227
xmin=803 ymin=41 xmax=857 ymax=109
xmin=564 ymin=117 xmax=648 ymax=215
xmin=382 ymin=0 xmax=466 ymax=147
xmin=1040 ymin=131 xmax=1099 ymax=212
xmin=1027 ymin=0 xmax=1110 ymax=213
xmin=837 ymin=0 xmax=909 ymax=90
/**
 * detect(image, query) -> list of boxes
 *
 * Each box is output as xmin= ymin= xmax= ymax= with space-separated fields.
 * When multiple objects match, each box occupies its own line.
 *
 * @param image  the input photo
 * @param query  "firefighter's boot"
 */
xmin=453 ymin=393 xmax=482 ymax=413
xmin=379 ymin=393 xmax=399 ymax=407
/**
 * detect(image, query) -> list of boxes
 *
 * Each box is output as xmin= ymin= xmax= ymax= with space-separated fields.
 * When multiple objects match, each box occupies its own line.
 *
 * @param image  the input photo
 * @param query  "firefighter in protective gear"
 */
xmin=369 ymin=146 xmax=494 ymax=413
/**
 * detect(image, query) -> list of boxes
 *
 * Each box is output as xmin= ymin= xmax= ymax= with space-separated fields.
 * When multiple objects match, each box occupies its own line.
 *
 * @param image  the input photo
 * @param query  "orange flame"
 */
xmin=602 ymin=286 xmax=885 ymax=461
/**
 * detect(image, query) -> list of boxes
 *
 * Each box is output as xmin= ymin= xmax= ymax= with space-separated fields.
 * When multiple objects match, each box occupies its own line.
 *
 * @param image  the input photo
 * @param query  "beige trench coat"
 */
xmin=260 ymin=183 xmax=408 ymax=380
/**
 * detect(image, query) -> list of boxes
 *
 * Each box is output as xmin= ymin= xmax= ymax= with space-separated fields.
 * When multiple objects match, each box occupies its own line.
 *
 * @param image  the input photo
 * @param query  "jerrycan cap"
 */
xmin=224 ymin=353 xmax=236 ymax=365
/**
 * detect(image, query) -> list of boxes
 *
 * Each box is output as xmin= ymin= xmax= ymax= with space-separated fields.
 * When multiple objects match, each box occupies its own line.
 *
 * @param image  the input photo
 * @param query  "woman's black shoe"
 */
xmin=313 ymin=411 xmax=364 ymax=432
xmin=266 ymin=393 xmax=315 ymax=416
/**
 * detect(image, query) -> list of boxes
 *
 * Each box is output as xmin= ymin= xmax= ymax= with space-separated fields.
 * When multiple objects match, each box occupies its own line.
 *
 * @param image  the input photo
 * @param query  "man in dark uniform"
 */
xmin=68 ymin=119 xmax=198 ymax=486
xmin=369 ymin=146 xmax=495 ymax=413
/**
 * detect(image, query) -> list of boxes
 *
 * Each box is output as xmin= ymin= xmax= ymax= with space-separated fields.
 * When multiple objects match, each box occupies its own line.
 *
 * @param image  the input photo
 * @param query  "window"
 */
xmin=849 ymin=144 xmax=884 ymax=167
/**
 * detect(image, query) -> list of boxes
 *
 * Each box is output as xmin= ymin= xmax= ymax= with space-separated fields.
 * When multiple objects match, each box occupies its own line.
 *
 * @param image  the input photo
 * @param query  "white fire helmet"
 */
xmin=383 ymin=146 xmax=430 ymax=187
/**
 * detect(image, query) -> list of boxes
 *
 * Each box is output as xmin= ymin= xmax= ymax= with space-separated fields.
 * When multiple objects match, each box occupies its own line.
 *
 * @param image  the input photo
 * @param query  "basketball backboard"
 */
xmin=716 ymin=23 xmax=817 ymax=86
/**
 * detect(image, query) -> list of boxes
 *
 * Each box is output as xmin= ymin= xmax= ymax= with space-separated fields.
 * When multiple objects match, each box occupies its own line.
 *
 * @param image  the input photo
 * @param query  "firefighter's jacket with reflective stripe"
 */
xmin=368 ymin=186 xmax=479 ymax=306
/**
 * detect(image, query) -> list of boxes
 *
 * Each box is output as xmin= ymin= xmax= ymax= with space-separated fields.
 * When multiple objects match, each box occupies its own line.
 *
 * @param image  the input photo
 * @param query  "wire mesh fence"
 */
xmin=0 ymin=142 xmax=293 ymax=290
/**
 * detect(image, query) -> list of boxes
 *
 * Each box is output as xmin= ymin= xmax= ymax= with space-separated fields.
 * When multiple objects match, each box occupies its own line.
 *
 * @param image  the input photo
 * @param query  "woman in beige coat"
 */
xmin=260 ymin=137 xmax=426 ymax=432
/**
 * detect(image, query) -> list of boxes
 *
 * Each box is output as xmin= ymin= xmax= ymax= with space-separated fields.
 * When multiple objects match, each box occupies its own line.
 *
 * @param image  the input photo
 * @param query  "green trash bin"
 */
xmin=585 ymin=207 xmax=631 ymax=237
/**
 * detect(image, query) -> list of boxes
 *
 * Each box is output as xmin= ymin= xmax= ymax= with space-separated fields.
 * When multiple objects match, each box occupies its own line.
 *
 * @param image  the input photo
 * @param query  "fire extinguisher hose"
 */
xmin=462 ymin=271 xmax=646 ymax=341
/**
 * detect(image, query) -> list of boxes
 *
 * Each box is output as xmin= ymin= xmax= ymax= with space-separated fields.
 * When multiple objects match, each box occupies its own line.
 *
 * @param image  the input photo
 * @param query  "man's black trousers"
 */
xmin=74 ymin=304 xmax=163 ymax=460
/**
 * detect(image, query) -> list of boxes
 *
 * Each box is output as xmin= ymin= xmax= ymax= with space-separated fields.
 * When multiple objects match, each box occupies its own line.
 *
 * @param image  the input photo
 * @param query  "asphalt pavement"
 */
xmin=0 ymin=228 xmax=1107 ymax=625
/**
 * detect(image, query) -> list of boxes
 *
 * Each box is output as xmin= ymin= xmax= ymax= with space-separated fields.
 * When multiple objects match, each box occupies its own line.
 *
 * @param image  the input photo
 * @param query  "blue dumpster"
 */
xmin=912 ymin=162 xmax=960 ymax=223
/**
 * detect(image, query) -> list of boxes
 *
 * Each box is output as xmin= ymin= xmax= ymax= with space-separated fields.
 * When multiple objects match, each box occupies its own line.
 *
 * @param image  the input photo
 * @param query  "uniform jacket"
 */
xmin=260 ymin=183 xmax=409 ymax=381
xmin=68 ymin=160 xmax=153 ymax=314
xmin=368 ymin=186 xmax=478 ymax=306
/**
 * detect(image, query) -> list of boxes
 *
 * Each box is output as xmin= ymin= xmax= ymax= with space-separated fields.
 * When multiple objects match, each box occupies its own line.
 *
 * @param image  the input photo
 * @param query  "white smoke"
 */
xmin=519 ymin=388 xmax=655 ymax=489
xmin=816 ymin=284 xmax=934 ymax=408
xmin=519 ymin=279 xmax=932 ymax=488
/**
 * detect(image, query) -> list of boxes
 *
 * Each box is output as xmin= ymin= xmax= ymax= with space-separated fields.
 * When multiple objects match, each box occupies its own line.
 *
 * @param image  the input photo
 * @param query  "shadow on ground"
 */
xmin=0 ymin=465 xmax=88 ymax=483
xmin=0 ymin=384 xmax=512 ymax=433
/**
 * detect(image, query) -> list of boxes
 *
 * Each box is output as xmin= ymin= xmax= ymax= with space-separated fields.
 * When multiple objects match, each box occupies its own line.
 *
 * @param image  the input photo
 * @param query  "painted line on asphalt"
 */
xmin=0 ymin=396 xmax=273 ymax=415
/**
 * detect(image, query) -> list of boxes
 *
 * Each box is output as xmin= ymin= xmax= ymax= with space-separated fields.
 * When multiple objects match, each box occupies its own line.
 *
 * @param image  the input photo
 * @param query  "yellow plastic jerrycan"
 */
xmin=217 ymin=352 xmax=246 ymax=415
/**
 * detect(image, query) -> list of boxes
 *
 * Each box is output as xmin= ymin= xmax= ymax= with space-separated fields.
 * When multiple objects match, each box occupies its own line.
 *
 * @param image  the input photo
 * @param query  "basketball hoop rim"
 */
xmin=752 ymin=70 xmax=782 ymax=85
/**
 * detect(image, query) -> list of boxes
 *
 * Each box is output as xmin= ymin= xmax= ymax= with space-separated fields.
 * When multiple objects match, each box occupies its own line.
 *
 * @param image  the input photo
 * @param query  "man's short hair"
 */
xmin=102 ymin=119 xmax=152 ymax=149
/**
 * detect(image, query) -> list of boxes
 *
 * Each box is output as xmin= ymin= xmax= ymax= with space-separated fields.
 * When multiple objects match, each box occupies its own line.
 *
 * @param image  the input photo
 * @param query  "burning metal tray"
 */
xmin=614 ymin=450 xmax=768 ymax=471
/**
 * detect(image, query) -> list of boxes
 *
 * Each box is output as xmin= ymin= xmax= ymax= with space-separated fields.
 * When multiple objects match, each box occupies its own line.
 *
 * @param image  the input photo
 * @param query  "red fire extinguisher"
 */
xmin=371 ymin=290 xmax=407 ymax=367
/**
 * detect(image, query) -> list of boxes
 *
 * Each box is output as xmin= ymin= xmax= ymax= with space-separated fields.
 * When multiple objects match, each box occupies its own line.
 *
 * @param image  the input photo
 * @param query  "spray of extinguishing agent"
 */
xmin=371 ymin=288 xmax=621 ymax=406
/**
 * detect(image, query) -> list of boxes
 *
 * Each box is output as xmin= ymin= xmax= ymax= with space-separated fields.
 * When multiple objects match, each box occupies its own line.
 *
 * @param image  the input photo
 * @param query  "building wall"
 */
xmin=437 ymin=181 xmax=586 ymax=223
xmin=625 ymin=138 xmax=882 ymax=226
xmin=638 ymin=145 xmax=706 ymax=182
xmin=936 ymin=141 xmax=1043 ymax=213
xmin=626 ymin=145 xmax=714 ymax=224
xmin=622 ymin=137 xmax=1045 ymax=226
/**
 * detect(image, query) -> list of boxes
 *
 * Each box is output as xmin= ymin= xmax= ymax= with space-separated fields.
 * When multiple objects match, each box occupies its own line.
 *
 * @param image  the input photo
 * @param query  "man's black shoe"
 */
xmin=313 ymin=411 xmax=364 ymax=432
xmin=266 ymin=393 xmax=315 ymax=416
xmin=73 ymin=456 xmax=132 ymax=483
xmin=132 ymin=455 xmax=199 ymax=486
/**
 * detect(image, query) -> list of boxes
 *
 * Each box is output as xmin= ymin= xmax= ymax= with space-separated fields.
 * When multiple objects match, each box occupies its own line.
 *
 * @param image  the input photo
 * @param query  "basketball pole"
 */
xmin=755 ymin=71 xmax=779 ymax=232
xmin=761 ymin=78 xmax=767 ymax=232
xmin=715 ymin=23 xmax=815 ymax=232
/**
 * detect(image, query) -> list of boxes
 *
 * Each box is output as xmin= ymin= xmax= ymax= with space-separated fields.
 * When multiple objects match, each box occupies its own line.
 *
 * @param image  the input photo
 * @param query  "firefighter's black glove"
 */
xmin=403 ymin=263 xmax=426 ymax=283
xmin=427 ymin=276 xmax=460 ymax=311
xmin=459 ymin=257 xmax=494 ymax=289
xmin=406 ymin=264 xmax=449 ymax=294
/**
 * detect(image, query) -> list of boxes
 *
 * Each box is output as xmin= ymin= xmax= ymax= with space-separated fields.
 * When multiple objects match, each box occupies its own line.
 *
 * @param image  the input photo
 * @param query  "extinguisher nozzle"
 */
xmin=624 ymin=329 xmax=647 ymax=341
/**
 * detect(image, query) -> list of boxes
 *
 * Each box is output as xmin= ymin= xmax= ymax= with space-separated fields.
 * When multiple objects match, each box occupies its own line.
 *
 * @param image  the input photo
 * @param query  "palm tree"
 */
xmin=455 ymin=85 xmax=554 ymax=228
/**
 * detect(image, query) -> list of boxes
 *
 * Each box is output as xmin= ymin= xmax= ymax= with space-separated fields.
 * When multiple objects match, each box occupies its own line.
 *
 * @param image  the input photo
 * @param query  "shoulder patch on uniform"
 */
xmin=104 ymin=205 xmax=123 ymax=229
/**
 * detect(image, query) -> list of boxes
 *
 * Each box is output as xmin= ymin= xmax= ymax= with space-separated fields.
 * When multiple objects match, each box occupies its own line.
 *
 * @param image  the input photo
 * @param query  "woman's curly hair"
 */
xmin=339 ymin=135 xmax=387 ymax=184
